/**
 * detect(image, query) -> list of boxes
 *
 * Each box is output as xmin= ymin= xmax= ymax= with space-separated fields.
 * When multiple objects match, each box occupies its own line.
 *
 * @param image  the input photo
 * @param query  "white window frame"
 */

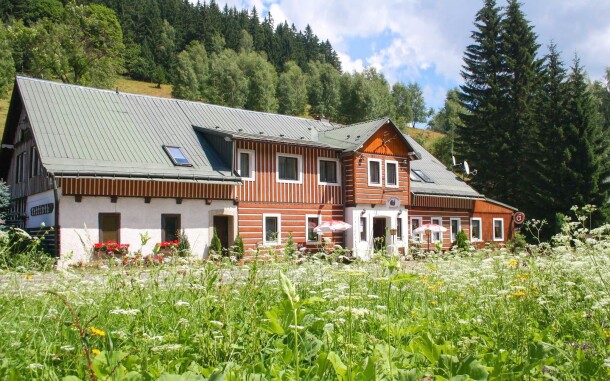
xmin=410 ymin=217 xmax=423 ymax=242
xmin=359 ymin=215 xmax=368 ymax=242
xmin=368 ymin=158 xmax=382 ymax=187
xmin=237 ymin=149 xmax=255 ymax=181
xmin=493 ymin=218 xmax=504 ymax=241
xmin=470 ymin=218 xmax=482 ymax=242
xmin=450 ymin=218 xmax=461 ymax=242
xmin=276 ymin=153 xmax=303 ymax=184
xmin=305 ymin=214 xmax=322 ymax=243
xmin=385 ymin=160 xmax=399 ymax=188
xmin=317 ymin=157 xmax=341 ymax=186
xmin=263 ymin=214 xmax=282 ymax=246
xmin=431 ymin=217 xmax=442 ymax=242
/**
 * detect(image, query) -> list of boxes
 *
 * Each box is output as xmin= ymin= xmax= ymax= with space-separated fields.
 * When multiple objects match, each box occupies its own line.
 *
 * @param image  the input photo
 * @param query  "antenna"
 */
xmin=464 ymin=161 xmax=470 ymax=175
xmin=452 ymin=155 xmax=462 ymax=167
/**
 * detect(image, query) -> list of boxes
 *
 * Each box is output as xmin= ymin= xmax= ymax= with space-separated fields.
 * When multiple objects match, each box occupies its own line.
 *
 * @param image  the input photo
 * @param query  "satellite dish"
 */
xmin=452 ymin=155 xmax=457 ymax=166
xmin=464 ymin=161 xmax=470 ymax=175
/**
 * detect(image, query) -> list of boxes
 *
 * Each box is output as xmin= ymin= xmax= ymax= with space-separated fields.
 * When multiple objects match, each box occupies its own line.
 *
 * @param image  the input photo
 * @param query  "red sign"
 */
xmin=514 ymin=212 xmax=525 ymax=224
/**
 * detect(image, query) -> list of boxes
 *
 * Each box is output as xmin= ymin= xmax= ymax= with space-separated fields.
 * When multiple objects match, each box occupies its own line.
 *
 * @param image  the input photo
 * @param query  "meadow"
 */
xmin=1 ymin=216 xmax=610 ymax=380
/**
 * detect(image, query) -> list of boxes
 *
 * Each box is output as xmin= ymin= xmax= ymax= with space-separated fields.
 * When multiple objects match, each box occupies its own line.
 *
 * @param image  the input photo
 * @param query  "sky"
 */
xmin=208 ymin=0 xmax=610 ymax=111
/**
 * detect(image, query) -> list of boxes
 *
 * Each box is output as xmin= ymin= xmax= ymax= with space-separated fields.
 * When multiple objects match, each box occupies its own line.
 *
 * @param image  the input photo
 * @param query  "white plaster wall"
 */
xmin=58 ymin=194 xmax=235 ymax=266
xmin=346 ymin=206 xmax=408 ymax=259
xmin=26 ymin=189 xmax=56 ymax=229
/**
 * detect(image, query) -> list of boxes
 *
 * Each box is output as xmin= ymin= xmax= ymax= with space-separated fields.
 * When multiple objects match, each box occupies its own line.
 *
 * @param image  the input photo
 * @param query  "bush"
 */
xmin=231 ymin=234 xmax=245 ymax=259
xmin=177 ymin=230 xmax=191 ymax=257
xmin=455 ymin=230 xmax=469 ymax=251
xmin=0 ymin=227 xmax=56 ymax=271
xmin=284 ymin=233 xmax=297 ymax=258
xmin=211 ymin=228 xmax=223 ymax=256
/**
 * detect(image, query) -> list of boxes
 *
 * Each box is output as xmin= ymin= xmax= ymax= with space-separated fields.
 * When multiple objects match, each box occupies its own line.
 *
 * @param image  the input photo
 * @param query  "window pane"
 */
xmin=451 ymin=219 xmax=460 ymax=241
xmin=100 ymin=214 xmax=120 ymax=242
xmin=472 ymin=220 xmax=481 ymax=240
xmin=360 ymin=217 xmax=367 ymax=241
xmin=320 ymin=160 xmax=337 ymax=183
xmin=307 ymin=217 xmax=319 ymax=241
xmin=279 ymin=156 xmax=298 ymax=180
xmin=387 ymin=163 xmax=397 ymax=185
xmin=165 ymin=146 xmax=190 ymax=166
xmin=369 ymin=161 xmax=380 ymax=184
xmin=397 ymin=218 xmax=403 ymax=240
xmin=239 ymin=152 xmax=250 ymax=178
xmin=411 ymin=218 xmax=422 ymax=240
xmin=162 ymin=215 xmax=181 ymax=242
xmin=266 ymin=217 xmax=278 ymax=242
xmin=494 ymin=220 xmax=503 ymax=239
xmin=432 ymin=218 xmax=441 ymax=241
xmin=413 ymin=169 xmax=433 ymax=183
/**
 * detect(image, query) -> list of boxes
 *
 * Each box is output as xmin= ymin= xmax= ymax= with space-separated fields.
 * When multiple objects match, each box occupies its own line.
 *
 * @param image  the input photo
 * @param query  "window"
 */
xmin=237 ymin=150 xmax=255 ymax=181
xmin=277 ymin=154 xmax=301 ymax=183
xmin=410 ymin=171 xmax=421 ymax=182
xmin=263 ymin=214 xmax=281 ymax=245
xmin=163 ymin=146 xmax=192 ymax=166
xmin=386 ymin=161 xmax=398 ymax=187
xmin=493 ymin=218 xmax=504 ymax=241
xmin=360 ymin=216 xmax=367 ymax=241
xmin=29 ymin=147 xmax=38 ymax=178
xmin=319 ymin=158 xmax=339 ymax=184
xmin=412 ymin=169 xmax=434 ymax=183
xmin=162 ymin=214 xmax=181 ymax=242
xmin=14 ymin=152 xmax=25 ymax=183
xmin=471 ymin=218 xmax=482 ymax=241
xmin=397 ymin=217 xmax=403 ymax=241
xmin=306 ymin=215 xmax=321 ymax=242
xmin=368 ymin=159 xmax=382 ymax=186
xmin=450 ymin=218 xmax=461 ymax=242
xmin=411 ymin=217 xmax=423 ymax=241
xmin=431 ymin=217 xmax=442 ymax=242
xmin=99 ymin=213 xmax=120 ymax=242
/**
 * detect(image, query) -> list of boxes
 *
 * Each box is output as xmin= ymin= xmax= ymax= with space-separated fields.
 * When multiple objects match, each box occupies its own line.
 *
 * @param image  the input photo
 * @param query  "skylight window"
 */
xmin=163 ymin=145 xmax=192 ymax=166
xmin=410 ymin=171 xmax=421 ymax=182
xmin=412 ymin=169 xmax=434 ymax=183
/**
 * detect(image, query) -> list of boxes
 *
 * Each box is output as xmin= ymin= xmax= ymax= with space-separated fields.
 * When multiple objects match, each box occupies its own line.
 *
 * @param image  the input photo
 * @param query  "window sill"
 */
xmin=277 ymin=179 xmax=302 ymax=184
xmin=318 ymin=181 xmax=341 ymax=186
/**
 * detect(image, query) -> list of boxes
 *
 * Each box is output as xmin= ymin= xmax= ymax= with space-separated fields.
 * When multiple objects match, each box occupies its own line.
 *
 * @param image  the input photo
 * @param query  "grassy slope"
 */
xmin=1 ymin=77 xmax=445 ymax=149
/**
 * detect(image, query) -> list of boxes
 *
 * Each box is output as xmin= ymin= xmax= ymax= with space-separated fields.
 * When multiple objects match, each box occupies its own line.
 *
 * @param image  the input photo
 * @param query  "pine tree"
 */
xmin=458 ymin=0 xmax=506 ymax=197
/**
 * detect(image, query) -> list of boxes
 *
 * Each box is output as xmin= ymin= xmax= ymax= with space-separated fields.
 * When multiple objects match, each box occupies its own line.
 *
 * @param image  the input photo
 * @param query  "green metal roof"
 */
xmin=9 ymin=77 xmax=417 ymax=181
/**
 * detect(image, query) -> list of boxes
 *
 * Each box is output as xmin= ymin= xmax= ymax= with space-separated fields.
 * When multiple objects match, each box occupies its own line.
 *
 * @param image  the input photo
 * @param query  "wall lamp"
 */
xmin=360 ymin=210 xmax=366 ymax=217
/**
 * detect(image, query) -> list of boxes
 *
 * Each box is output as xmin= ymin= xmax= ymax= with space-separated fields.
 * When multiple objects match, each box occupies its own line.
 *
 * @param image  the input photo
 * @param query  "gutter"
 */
xmin=50 ymin=172 xmax=242 ymax=185
xmin=50 ymin=174 xmax=60 ymax=258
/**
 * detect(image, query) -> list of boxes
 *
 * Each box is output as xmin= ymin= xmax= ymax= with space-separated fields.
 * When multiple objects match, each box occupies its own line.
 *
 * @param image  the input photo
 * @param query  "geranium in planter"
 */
xmin=93 ymin=241 xmax=130 ymax=258
xmin=153 ymin=240 xmax=179 ymax=256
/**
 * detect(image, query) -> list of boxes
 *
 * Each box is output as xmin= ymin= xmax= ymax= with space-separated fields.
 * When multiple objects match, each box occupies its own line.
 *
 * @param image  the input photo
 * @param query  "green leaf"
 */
xmin=263 ymin=309 xmax=285 ymax=335
xmin=62 ymin=377 xmax=82 ymax=381
xmin=327 ymin=351 xmax=348 ymax=381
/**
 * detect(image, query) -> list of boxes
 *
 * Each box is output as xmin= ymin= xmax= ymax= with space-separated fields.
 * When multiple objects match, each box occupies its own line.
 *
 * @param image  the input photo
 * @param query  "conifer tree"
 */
xmin=458 ymin=0 xmax=506 ymax=197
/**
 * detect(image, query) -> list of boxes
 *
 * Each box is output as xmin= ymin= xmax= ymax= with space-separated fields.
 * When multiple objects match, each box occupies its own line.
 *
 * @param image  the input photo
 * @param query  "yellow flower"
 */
xmin=92 ymin=349 xmax=101 ymax=356
xmin=507 ymin=259 xmax=519 ymax=267
xmin=89 ymin=327 xmax=105 ymax=337
xmin=513 ymin=291 xmax=527 ymax=298
xmin=604 ymin=330 xmax=610 ymax=339
xmin=25 ymin=274 xmax=32 ymax=280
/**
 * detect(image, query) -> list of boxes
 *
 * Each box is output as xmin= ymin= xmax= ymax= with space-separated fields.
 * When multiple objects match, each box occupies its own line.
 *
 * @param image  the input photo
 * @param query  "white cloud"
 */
xmin=337 ymin=51 xmax=364 ymax=74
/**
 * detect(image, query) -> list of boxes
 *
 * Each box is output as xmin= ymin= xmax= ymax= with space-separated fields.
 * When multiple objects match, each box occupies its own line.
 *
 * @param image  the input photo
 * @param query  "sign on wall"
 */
xmin=30 ymin=203 xmax=54 ymax=216
xmin=386 ymin=197 xmax=401 ymax=209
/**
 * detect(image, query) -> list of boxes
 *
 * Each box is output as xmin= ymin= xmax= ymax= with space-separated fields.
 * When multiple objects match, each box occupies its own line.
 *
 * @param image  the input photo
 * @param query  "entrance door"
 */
xmin=213 ymin=216 xmax=230 ymax=251
xmin=373 ymin=217 xmax=387 ymax=251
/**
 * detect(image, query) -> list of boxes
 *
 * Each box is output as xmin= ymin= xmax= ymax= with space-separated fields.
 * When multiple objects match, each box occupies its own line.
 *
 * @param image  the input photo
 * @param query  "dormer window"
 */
xmin=163 ymin=146 xmax=192 ymax=166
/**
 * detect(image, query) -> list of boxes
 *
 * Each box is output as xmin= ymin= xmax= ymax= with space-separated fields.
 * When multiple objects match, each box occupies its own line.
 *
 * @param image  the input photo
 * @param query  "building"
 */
xmin=0 ymin=77 xmax=517 ymax=264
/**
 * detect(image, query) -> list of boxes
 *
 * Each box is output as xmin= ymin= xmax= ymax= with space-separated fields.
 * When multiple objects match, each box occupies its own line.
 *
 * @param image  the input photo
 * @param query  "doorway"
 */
xmin=213 ymin=216 xmax=231 ymax=251
xmin=373 ymin=217 xmax=387 ymax=251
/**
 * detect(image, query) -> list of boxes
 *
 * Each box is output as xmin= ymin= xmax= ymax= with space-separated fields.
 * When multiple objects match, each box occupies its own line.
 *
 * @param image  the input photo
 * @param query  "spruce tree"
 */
xmin=458 ymin=0 xmax=506 ymax=197
xmin=562 ymin=57 xmax=610 ymax=223
xmin=498 ymin=0 xmax=542 ymax=208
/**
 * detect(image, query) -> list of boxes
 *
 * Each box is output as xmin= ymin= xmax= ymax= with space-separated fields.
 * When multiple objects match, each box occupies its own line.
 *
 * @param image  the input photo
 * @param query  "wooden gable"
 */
xmin=360 ymin=123 xmax=413 ymax=157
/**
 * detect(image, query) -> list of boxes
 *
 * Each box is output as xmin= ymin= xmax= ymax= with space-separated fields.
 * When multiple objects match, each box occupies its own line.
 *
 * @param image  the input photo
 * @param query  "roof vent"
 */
xmin=346 ymin=135 xmax=350 ymax=139
xmin=279 ymin=134 xmax=285 ymax=137
xmin=259 ymin=131 xmax=264 ymax=134
xmin=238 ymin=128 xmax=243 ymax=132
xmin=355 ymin=135 xmax=360 ymax=140
xmin=314 ymin=115 xmax=330 ymax=123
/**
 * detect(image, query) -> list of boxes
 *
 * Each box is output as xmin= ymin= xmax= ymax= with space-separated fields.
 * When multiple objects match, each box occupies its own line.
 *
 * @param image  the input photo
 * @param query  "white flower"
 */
xmin=209 ymin=320 xmax=224 ymax=328
xmin=109 ymin=308 xmax=140 ymax=316
xmin=27 ymin=363 xmax=44 ymax=370
xmin=60 ymin=345 xmax=75 ymax=351
xmin=174 ymin=300 xmax=190 ymax=307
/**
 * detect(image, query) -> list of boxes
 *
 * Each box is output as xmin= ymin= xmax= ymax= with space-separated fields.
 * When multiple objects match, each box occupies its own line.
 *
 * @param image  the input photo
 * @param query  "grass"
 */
xmin=1 ymin=222 xmax=610 ymax=380
xmin=404 ymin=127 xmax=445 ymax=150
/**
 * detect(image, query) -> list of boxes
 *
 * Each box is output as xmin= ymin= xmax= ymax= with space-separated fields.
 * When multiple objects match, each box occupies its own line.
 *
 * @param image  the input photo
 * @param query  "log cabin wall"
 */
xmin=233 ymin=139 xmax=344 ymax=250
xmin=473 ymin=199 xmax=515 ymax=245
xmin=409 ymin=207 xmax=472 ymax=250
xmin=348 ymin=124 xmax=411 ymax=206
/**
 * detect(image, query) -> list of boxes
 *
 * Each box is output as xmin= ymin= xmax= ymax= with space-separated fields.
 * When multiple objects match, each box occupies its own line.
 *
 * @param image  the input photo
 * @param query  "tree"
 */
xmin=277 ymin=61 xmax=307 ymax=116
xmin=428 ymin=89 xmax=465 ymax=135
xmin=562 ymin=57 xmax=610 ymax=223
xmin=237 ymin=51 xmax=278 ymax=112
xmin=172 ymin=41 xmax=208 ymax=101
xmin=205 ymin=49 xmax=248 ymax=109
xmin=307 ymin=61 xmax=341 ymax=120
xmin=0 ymin=181 xmax=9 ymax=224
xmin=390 ymin=82 xmax=413 ymax=130
xmin=406 ymin=82 xmax=431 ymax=126
xmin=458 ymin=0 xmax=506 ymax=198
xmin=30 ymin=1 xmax=124 ymax=88
xmin=340 ymin=67 xmax=393 ymax=124
xmin=0 ymin=25 xmax=15 ymax=99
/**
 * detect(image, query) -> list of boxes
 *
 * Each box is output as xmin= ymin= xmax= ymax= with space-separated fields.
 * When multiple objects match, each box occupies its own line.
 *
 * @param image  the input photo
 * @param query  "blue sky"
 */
xmin=212 ymin=0 xmax=610 ymax=111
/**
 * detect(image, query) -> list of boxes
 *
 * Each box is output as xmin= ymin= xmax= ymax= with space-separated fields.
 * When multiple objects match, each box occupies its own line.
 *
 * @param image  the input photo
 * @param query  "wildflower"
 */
xmin=507 ymin=259 xmax=519 ymax=267
xmin=27 ymin=363 xmax=44 ymax=370
xmin=91 ymin=349 xmax=101 ymax=356
xmin=288 ymin=325 xmax=305 ymax=330
xmin=604 ymin=330 xmax=610 ymax=339
xmin=513 ymin=291 xmax=526 ymax=298
xmin=60 ymin=345 xmax=75 ymax=351
xmin=604 ymin=357 xmax=610 ymax=368
xmin=109 ymin=308 xmax=140 ymax=316
xmin=174 ymin=300 xmax=190 ymax=307
xmin=209 ymin=320 xmax=224 ymax=328
xmin=89 ymin=327 xmax=105 ymax=337
xmin=25 ymin=274 xmax=32 ymax=280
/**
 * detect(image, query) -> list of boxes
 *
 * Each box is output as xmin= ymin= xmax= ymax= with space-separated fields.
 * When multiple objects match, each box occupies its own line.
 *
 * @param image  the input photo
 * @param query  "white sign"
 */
xmin=386 ymin=197 xmax=401 ymax=209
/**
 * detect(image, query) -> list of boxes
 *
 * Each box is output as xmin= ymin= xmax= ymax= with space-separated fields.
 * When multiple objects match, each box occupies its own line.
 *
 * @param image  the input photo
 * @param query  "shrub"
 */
xmin=211 ymin=228 xmax=223 ymax=256
xmin=232 ymin=234 xmax=245 ymax=259
xmin=455 ymin=230 xmax=469 ymax=251
xmin=284 ymin=233 xmax=297 ymax=258
xmin=0 ymin=227 xmax=56 ymax=271
xmin=177 ymin=230 xmax=191 ymax=257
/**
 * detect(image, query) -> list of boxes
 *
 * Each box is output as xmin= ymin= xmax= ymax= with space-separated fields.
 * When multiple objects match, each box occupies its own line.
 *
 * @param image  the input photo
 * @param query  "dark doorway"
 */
xmin=373 ymin=217 xmax=387 ymax=251
xmin=213 ymin=216 xmax=230 ymax=251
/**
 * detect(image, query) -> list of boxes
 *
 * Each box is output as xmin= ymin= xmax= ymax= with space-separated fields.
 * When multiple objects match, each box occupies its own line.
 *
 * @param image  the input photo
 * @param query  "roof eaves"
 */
xmin=484 ymin=197 xmax=519 ymax=211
